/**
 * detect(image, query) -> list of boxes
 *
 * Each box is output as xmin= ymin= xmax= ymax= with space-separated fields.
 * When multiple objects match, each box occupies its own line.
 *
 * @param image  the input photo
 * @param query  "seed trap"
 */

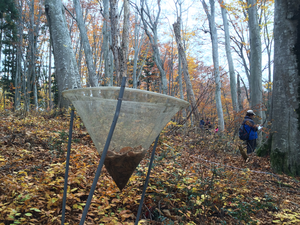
xmin=63 ymin=87 xmax=189 ymax=190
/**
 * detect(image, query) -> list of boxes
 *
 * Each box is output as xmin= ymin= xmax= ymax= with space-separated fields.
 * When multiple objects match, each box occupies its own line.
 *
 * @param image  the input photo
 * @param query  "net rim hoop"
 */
xmin=62 ymin=87 xmax=189 ymax=107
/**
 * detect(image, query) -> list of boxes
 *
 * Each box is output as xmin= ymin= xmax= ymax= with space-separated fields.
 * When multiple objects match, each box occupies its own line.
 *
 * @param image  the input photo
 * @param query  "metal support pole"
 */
xmin=61 ymin=109 xmax=75 ymax=225
xmin=79 ymin=77 xmax=127 ymax=225
xmin=134 ymin=135 xmax=160 ymax=225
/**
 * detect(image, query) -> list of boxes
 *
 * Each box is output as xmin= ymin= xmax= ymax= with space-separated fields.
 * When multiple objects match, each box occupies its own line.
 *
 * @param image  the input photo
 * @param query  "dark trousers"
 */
xmin=247 ymin=139 xmax=256 ymax=154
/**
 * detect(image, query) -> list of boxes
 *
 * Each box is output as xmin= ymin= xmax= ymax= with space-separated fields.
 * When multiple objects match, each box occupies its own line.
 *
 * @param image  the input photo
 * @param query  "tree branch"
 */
xmin=63 ymin=4 xmax=77 ymax=22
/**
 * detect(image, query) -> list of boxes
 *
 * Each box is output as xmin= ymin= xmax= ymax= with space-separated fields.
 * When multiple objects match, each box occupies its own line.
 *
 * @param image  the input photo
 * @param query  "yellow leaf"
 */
xmin=138 ymin=219 xmax=150 ymax=225
xmin=70 ymin=188 xmax=78 ymax=192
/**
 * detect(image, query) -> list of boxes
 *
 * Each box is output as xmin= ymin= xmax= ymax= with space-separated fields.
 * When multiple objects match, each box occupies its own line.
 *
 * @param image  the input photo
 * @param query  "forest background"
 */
xmin=0 ymin=0 xmax=300 ymax=224
xmin=0 ymin=0 xmax=275 ymax=120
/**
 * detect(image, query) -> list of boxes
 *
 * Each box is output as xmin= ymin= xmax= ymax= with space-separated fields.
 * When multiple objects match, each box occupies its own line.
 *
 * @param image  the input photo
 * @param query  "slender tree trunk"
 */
xmin=48 ymin=41 xmax=52 ymax=109
xmin=139 ymin=0 xmax=168 ymax=94
xmin=270 ymin=0 xmax=300 ymax=176
xmin=26 ymin=52 xmax=33 ymax=112
xmin=27 ymin=0 xmax=36 ymax=111
xmin=108 ymin=36 xmax=114 ymax=86
xmin=110 ymin=0 xmax=120 ymax=83
xmin=102 ymin=0 xmax=109 ymax=86
xmin=15 ymin=10 xmax=23 ymax=110
xmin=169 ymin=41 xmax=174 ymax=96
xmin=104 ymin=5 xmax=114 ymax=87
xmin=178 ymin=54 xmax=187 ymax=125
xmin=133 ymin=14 xmax=144 ymax=89
xmin=201 ymin=0 xmax=225 ymax=131
xmin=263 ymin=5 xmax=273 ymax=115
xmin=73 ymin=0 xmax=98 ymax=87
xmin=33 ymin=2 xmax=42 ymax=111
xmin=220 ymin=1 xmax=238 ymax=112
xmin=173 ymin=18 xmax=199 ymax=121
xmin=237 ymin=73 xmax=243 ymax=110
xmin=120 ymin=0 xmax=130 ymax=79
xmin=22 ymin=49 xmax=28 ymax=112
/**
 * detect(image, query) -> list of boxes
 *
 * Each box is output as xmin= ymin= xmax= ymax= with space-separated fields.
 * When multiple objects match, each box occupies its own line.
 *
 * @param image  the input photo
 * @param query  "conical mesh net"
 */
xmin=63 ymin=87 xmax=189 ymax=189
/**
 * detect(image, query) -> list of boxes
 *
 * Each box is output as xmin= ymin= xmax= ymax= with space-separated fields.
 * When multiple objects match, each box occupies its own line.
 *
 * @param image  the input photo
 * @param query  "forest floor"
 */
xmin=0 ymin=110 xmax=300 ymax=225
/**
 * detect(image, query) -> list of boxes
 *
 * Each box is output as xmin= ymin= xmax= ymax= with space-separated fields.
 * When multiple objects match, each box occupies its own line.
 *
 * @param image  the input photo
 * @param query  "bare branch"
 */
xmin=63 ymin=4 xmax=77 ymax=21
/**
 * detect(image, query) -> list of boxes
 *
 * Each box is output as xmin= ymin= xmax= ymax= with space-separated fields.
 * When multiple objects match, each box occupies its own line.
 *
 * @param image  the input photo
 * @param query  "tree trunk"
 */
xmin=136 ymin=45 xmax=149 ymax=85
xmin=110 ymin=0 xmax=130 ymax=84
xmin=178 ymin=54 xmax=187 ymax=121
xmin=247 ymin=0 xmax=263 ymax=118
xmin=270 ymin=0 xmax=300 ymax=176
xmin=133 ymin=13 xmax=144 ymax=89
xmin=102 ymin=0 xmax=110 ymax=86
xmin=110 ymin=0 xmax=120 ymax=83
xmin=139 ymin=0 xmax=168 ymax=94
xmin=220 ymin=1 xmax=238 ymax=112
xmin=33 ymin=1 xmax=42 ymax=111
xmin=14 ymin=8 xmax=23 ymax=111
xmin=108 ymin=38 xmax=114 ymax=86
xmin=169 ymin=41 xmax=174 ymax=96
xmin=262 ymin=4 xmax=273 ymax=116
xmin=173 ymin=18 xmax=199 ymax=121
xmin=48 ymin=41 xmax=52 ymax=109
xmin=73 ymin=0 xmax=98 ymax=87
xmin=201 ymin=0 xmax=225 ymax=132
xmin=237 ymin=73 xmax=243 ymax=111
xmin=120 ymin=0 xmax=130 ymax=79
xmin=23 ymin=55 xmax=28 ymax=112
xmin=45 ymin=0 xmax=81 ymax=108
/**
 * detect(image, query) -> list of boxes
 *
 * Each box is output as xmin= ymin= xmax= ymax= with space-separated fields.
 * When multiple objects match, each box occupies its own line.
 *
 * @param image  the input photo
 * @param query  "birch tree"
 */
xmin=45 ymin=0 xmax=81 ymax=108
xmin=237 ymin=73 xmax=243 ymax=111
xmin=262 ymin=0 xmax=274 ymax=113
xmin=101 ymin=0 xmax=113 ymax=86
xmin=201 ymin=0 xmax=225 ymax=132
xmin=269 ymin=0 xmax=300 ymax=176
xmin=246 ymin=0 xmax=263 ymax=115
xmin=132 ymin=13 xmax=145 ymax=89
xmin=32 ymin=1 xmax=42 ymax=110
xmin=14 ymin=0 xmax=24 ymax=110
xmin=25 ymin=0 xmax=41 ymax=111
xmin=220 ymin=0 xmax=238 ymax=112
xmin=135 ymin=0 xmax=168 ymax=94
xmin=48 ymin=41 xmax=52 ymax=109
xmin=73 ymin=0 xmax=98 ymax=87
xmin=173 ymin=17 xmax=200 ymax=121
xmin=110 ymin=0 xmax=130 ymax=84
xmin=26 ymin=0 xmax=35 ymax=111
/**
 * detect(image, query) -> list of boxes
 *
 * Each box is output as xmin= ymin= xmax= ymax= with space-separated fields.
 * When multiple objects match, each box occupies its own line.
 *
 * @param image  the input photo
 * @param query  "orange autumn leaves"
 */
xmin=1 ymin=112 xmax=300 ymax=224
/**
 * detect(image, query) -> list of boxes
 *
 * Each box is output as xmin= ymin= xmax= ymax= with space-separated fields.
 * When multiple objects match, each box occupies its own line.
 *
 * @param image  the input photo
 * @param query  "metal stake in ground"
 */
xmin=135 ymin=135 xmax=159 ymax=225
xmin=79 ymin=77 xmax=127 ymax=225
xmin=61 ymin=108 xmax=75 ymax=225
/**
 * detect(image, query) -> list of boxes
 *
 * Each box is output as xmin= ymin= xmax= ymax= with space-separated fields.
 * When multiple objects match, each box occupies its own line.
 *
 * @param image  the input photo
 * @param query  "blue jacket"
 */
xmin=243 ymin=116 xmax=258 ymax=140
xmin=199 ymin=120 xmax=205 ymax=126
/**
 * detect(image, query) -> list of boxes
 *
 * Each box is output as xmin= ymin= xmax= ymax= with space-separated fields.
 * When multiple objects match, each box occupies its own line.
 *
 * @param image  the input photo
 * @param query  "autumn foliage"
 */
xmin=0 ymin=110 xmax=300 ymax=225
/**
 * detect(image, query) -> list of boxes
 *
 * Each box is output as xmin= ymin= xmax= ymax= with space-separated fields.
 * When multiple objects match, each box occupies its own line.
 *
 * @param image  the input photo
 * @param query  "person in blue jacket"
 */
xmin=243 ymin=110 xmax=259 ymax=154
xmin=199 ymin=118 xmax=205 ymax=129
